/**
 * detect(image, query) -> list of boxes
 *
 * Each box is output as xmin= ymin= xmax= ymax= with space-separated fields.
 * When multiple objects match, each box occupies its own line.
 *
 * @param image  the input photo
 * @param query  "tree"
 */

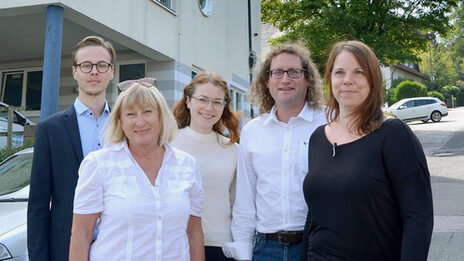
xmin=262 ymin=0 xmax=458 ymax=72
xmin=441 ymin=85 xmax=461 ymax=104
xmin=427 ymin=90 xmax=445 ymax=101
xmin=419 ymin=43 xmax=460 ymax=91
xmin=395 ymin=80 xmax=428 ymax=100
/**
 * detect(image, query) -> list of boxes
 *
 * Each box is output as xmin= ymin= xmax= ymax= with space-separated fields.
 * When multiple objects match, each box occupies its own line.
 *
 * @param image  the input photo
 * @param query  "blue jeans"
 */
xmin=252 ymin=233 xmax=303 ymax=261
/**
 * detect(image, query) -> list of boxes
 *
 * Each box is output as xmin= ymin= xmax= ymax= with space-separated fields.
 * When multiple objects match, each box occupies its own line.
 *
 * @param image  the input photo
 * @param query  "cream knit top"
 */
xmin=171 ymin=127 xmax=239 ymax=247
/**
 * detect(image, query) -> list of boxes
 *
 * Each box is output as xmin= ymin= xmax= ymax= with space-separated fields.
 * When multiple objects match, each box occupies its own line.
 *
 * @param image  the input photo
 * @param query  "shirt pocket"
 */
xmin=109 ymin=176 xmax=140 ymax=198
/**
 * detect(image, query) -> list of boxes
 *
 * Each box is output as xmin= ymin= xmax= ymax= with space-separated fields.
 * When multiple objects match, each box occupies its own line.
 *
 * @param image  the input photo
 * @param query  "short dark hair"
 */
xmin=72 ymin=35 xmax=116 ymax=64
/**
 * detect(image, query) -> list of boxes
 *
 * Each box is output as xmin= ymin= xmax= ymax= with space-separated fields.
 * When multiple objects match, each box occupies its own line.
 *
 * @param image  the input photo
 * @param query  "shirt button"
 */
xmin=158 ymin=216 xmax=162 ymax=220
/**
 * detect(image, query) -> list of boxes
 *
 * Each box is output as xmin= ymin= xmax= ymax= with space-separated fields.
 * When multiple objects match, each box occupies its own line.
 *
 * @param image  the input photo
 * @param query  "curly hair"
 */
xmin=324 ymin=40 xmax=385 ymax=135
xmin=249 ymin=42 xmax=323 ymax=114
xmin=172 ymin=71 xmax=240 ymax=145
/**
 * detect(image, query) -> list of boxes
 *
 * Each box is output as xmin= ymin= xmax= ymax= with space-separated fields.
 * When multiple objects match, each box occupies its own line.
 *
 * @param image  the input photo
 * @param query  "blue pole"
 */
xmin=40 ymin=5 xmax=64 ymax=120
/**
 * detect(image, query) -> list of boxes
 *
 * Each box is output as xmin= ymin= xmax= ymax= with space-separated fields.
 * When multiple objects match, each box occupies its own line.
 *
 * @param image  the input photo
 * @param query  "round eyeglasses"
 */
xmin=73 ymin=62 xmax=113 ymax=73
xmin=117 ymin=77 xmax=158 ymax=91
xmin=190 ymin=95 xmax=227 ymax=110
xmin=268 ymin=69 xmax=306 ymax=79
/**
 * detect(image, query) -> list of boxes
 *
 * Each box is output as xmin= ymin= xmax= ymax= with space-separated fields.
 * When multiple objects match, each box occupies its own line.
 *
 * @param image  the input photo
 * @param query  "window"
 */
xmin=155 ymin=0 xmax=173 ymax=10
xmin=198 ymin=0 xmax=213 ymax=16
xmin=229 ymin=88 xmax=244 ymax=112
xmin=119 ymin=63 xmax=146 ymax=82
xmin=1 ymin=70 xmax=42 ymax=110
xmin=423 ymin=99 xmax=436 ymax=105
xmin=402 ymin=101 xmax=414 ymax=109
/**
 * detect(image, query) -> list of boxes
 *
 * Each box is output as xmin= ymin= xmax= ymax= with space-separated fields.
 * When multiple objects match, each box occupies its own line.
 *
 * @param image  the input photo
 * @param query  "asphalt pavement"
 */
xmin=408 ymin=107 xmax=464 ymax=261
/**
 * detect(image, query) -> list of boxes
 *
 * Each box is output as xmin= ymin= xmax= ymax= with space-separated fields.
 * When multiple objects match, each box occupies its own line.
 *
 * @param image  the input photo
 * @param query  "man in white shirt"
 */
xmin=223 ymin=43 xmax=326 ymax=261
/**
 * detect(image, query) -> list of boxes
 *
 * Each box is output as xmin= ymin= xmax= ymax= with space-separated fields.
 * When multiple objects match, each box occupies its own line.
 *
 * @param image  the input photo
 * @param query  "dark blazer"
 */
xmin=27 ymin=105 xmax=84 ymax=261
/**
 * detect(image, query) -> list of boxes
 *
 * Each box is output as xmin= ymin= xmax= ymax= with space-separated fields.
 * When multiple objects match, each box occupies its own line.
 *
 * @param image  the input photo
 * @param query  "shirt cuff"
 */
xmin=222 ymin=241 xmax=253 ymax=260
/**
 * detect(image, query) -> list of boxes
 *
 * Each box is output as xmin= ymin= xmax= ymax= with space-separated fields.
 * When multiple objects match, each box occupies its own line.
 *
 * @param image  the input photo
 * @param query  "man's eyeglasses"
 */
xmin=268 ymin=69 xmax=306 ymax=79
xmin=117 ymin=77 xmax=158 ymax=91
xmin=190 ymin=95 xmax=227 ymax=110
xmin=73 ymin=62 xmax=113 ymax=73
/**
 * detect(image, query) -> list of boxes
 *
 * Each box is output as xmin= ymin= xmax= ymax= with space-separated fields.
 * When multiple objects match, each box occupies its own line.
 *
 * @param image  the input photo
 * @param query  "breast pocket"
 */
xmin=109 ymin=176 xmax=140 ymax=198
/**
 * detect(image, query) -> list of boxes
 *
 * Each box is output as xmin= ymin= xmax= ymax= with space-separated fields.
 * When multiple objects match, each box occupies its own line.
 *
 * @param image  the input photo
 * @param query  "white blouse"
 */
xmin=73 ymin=141 xmax=203 ymax=261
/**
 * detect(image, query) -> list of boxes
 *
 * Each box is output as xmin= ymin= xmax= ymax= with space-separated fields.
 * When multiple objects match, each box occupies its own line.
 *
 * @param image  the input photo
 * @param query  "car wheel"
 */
xmin=431 ymin=111 xmax=442 ymax=122
xmin=422 ymin=119 xmax=429 ymax=123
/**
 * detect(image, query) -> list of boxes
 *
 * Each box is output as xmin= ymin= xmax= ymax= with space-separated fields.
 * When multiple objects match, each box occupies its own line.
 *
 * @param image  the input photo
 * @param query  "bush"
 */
xmin=458 ymin=87 xmax=464 ymax=106
xmin=390 ymin=77 xmax=406 ymax=89
xmin=395 ymin=80 xmax=428 ymax=101
xmin=386 ymin=88 xmax=397 ymax=106
xmin=440 ymin=85 xmax=461 ymax=105
xmin=427 ymin=91 xmax=445 ymax=101
xmin=0 ymin=139 xmax=34 ymax=163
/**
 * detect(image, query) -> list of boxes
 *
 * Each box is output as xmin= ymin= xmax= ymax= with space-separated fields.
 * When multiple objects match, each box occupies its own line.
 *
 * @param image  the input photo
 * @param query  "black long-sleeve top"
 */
xmin=302 ymin=119 xmax=433 ymax=261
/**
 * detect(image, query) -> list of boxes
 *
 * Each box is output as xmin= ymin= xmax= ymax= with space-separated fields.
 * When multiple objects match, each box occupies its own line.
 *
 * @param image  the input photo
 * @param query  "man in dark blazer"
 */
xmin=27 ymin=35 xmax=115 ymax=261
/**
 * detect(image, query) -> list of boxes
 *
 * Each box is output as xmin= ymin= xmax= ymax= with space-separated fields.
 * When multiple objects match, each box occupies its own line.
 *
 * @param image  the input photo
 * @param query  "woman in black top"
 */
xmin=302 ymin=40 xmax=433 ymax=261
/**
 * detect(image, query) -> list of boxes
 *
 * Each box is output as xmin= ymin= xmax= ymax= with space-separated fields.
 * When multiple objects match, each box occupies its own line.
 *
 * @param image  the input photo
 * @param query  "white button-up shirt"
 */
xmin=73 ymin=141 xmax=203 ymax=261
xmin=223 ymin=103 xmax=326 ymax=260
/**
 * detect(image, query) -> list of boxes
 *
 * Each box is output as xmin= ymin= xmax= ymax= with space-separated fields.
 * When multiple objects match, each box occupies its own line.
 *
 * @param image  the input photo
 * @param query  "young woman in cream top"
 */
xmin=172 ymin=71 xmax=240 ymax=261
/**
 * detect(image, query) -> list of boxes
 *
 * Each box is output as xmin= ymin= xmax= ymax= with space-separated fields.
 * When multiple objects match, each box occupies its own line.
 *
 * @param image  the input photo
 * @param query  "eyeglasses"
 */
xmin=268 ymin=69 xmax=306 ymax=79
xmin=73 ymin=62 xmax=113 ymax=73
xmin=190 ymin=95 xmax=227 ymax=110
xmin=117 ymin=77 xmax=158 ymax=91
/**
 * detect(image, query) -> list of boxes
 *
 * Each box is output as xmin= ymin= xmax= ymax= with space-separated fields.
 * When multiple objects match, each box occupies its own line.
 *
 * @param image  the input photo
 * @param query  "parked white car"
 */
xmin=0 ymin=102 xmax=35 ymax=149
xmin=386 ymin=97 xmax=448 ymax=123
xmin=0 ymin=147 xmax=33 ymax=261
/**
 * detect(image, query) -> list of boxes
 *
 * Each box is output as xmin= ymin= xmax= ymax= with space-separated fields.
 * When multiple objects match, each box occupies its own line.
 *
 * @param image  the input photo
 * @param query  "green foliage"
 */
xmin=395 ymin=80 xmax=428 ymax=100
xmin=458 ymin=87 xmax=464 ymax=106
xmin=262 ymin=0 xmax=458 ymax=72
xmin=0 ymin=139 xmax=34 ymax=163
xmin=386 ymin=88 xmax=397 ymax=106
xmin=419 ymin=2 xmax=464 ymax=91
xmin=390 ymin=77 xmax=406 ymax=90
xmin=427 ymin=91 xmax=445 ymax=101
xmin=440 ymin=85 xmax=462 ymax=104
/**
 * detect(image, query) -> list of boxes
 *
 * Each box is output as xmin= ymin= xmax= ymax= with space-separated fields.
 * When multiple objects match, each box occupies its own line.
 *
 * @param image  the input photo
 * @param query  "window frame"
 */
xmin=153 ymin=0 xmax=175 ymax=13
xmin=0 ymin=67 xmax=43 ymax=112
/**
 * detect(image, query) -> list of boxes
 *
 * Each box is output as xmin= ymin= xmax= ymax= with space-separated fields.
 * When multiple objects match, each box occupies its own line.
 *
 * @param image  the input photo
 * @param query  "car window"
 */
xmin=402 ymin=101 xmax=414 ymax=108
xmin=0 ymin=153 xmax=33 ymax=196
xmin=0 ymin=110 xmax=23 ymax=125
xmin=414 ymin=100 xmax=426 ymax=107
xmin=423 ymin=99 xmax=436 ymax=105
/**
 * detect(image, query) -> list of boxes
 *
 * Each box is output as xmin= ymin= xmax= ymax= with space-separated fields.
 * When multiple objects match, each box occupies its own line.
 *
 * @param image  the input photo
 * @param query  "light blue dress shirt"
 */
xmin=74 ymin=98 xmax=110 ymax=157
xmin=74 ymin=97 xmax=110 ymax=240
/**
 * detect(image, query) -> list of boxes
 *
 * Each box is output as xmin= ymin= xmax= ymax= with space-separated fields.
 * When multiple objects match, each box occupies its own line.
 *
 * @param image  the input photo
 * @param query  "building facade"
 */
xmin=0 ymin=0 xmax=261 ymax=123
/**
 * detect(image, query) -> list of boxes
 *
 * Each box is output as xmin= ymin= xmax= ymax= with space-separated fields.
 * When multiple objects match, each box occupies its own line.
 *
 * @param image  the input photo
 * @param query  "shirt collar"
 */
xmin=74 ymin=97 xmax=110 ymax=116
xmin=263 ymin=102 xmax=314 ymax=125
xmin=112 ymin=140 xmax=175 ymax=162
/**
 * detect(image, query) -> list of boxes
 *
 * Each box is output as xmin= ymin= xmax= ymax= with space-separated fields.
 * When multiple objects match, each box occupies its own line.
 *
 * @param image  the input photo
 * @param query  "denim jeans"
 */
xmin=252 ymin=233 xmax=303 ymax=261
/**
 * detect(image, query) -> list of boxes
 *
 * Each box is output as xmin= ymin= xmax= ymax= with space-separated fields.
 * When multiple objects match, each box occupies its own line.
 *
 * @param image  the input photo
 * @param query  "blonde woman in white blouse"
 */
xmin=172 ymin=71 xmax=240 ymax=261
xmin=69 ymin=78 xmax=204 ymax=261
